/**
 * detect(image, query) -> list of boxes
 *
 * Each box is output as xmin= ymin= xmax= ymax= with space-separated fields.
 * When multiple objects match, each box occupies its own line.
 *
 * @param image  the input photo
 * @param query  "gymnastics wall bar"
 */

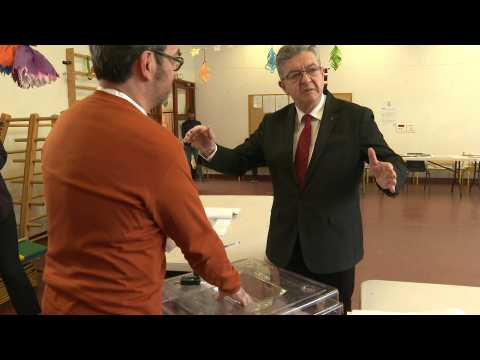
xmin=0 ymin=113 xmax=57 ymax=238
xmin=63 ymin=48 xmax=97 ymax=107
xmin=0 ymin=113 xmax=10 ymax=143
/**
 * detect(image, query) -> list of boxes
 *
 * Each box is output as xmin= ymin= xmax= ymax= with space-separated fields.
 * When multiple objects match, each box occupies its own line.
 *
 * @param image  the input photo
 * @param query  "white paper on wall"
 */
xmin=262 ymin=96 xmax=276 ymax=114
xmin=253 ymin=96 xmax=263 ymax=109
xmin=275 ymin=95 xmax=288 ymax=111
xmin=380 ymin=104 xmax=397 ymax=125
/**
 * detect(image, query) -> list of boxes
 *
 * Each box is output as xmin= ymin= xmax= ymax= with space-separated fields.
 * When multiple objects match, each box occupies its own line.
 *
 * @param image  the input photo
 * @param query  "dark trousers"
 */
xmin=285 ymin=239 xmax=355 ymax=314
xmin=184 ymin=145 xmax=203 ymax=181
xmin=0 ymin=209 xmax=41 ymax=315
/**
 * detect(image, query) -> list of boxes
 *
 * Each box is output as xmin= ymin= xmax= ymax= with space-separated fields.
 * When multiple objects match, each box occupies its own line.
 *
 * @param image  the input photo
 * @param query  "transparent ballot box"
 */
xmin=162 ymin=258 xmax=343 ymax=315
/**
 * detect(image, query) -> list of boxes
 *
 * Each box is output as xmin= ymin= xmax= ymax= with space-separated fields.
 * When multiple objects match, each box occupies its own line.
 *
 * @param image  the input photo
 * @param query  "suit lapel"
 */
xmin=303 ymin=93 xmax=340 ymax=189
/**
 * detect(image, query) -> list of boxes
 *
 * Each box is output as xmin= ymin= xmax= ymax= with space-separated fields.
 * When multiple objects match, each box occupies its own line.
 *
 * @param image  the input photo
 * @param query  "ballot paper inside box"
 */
xmin=162 ymin=258 xmax=343 ymax=315
xmin=166 ymin=207 xmax=240 ymax=252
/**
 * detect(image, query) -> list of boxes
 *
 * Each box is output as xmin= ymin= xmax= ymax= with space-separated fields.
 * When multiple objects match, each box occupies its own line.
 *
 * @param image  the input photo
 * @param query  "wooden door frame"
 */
xmin=172 ymin=79 xmax=196 ymax=137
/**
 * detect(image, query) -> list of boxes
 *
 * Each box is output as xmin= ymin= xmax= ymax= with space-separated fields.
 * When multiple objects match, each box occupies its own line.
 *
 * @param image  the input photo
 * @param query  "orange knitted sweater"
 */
xmin=41 ymin=91 xmax=240 ymax=314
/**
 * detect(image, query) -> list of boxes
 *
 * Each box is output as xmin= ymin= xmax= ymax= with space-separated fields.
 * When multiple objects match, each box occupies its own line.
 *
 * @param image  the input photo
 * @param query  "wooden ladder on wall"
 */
xmin=0 ymin=113 xmax=57 ymax=240
xmin=1 ymin=114 xmax=56 ymax=305
xmin=64 ymin=48 xmax=97 ymax=107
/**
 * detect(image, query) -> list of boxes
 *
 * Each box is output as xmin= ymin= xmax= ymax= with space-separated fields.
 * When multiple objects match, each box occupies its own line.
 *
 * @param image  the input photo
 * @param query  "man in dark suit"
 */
xmin=183 ymin=45 xmax=407 ymax=312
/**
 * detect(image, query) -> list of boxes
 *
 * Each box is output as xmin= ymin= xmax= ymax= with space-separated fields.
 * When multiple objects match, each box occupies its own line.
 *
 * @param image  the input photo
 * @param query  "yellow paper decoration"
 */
xmin=190 ymin=48 xmax=200 ymax=57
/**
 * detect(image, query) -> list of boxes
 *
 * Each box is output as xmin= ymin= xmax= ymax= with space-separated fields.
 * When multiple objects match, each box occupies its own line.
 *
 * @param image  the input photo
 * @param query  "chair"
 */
xmin=406 ymin=160 xmax=431 ymax=191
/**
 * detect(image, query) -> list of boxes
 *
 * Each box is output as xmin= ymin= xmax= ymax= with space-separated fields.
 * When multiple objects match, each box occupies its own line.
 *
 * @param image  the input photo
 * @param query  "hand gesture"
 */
xmin=217 ymin=287 xmax=253 ymax=307
xmin=368 ymin=147 xmax=397 ymax=193
xmin=183 ymin=125 xmax=216 ymax=158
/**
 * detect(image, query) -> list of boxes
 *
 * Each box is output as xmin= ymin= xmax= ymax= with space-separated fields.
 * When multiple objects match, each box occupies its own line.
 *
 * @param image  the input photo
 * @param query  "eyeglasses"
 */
xmin=282 ymin=66 xmax=323 ymax=82
xmin=150 ymin=50 xmax=184 ymax=72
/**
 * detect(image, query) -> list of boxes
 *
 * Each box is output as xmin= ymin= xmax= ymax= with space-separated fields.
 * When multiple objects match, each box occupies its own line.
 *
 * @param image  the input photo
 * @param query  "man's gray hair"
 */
xmin=276 ymin=45 xmax=321 ymax=79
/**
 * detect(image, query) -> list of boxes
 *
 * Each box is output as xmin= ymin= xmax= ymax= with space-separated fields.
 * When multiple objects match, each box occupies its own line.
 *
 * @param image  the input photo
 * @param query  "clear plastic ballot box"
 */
xmin=162 ymin=258 xmax=343 ymax=315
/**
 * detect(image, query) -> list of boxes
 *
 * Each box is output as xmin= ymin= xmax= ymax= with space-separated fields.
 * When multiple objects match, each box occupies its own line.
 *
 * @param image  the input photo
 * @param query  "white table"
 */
xmin=401 ymin=154 xmax=480 ymax=196
xmin=166 ymin=195 xmax=273 ymax=272
xmin=465 ymin=155 xmax=480 ymax=193
xmin=361 ymin=280 xmax=480 ymax=314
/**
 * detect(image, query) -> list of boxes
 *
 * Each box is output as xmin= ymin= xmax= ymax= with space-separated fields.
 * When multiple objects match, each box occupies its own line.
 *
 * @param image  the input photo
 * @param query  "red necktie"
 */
xmin=295 ymin=114 xmax=312 ymax=189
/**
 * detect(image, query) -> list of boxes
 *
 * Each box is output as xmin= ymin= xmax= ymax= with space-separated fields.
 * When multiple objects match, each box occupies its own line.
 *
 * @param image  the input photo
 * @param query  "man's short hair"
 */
xmin=276 ymin=45 xmax=321 ymax=79
xmin=89 ymin=45 xmax=167 ymax=83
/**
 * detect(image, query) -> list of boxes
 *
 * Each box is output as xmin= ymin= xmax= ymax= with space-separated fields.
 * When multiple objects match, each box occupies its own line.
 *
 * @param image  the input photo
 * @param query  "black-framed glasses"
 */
xmin=282 ymin=66 xmax=323 ymax=82
xmin=150 ymin=50 xmax=184 ymax=72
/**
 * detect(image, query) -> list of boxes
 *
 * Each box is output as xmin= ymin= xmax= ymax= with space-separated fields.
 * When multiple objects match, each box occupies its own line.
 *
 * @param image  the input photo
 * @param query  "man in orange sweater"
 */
xmin=41 ymin=45 xmax=251 ymax=314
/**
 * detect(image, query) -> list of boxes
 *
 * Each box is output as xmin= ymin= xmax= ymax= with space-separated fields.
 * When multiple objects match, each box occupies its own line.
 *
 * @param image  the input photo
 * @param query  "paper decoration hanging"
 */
xmin=190 ymin=48 xmax=201 ymax=57
xmin=265 ymin=46 xmax=277 ymax=73
xmin=329 ymin=45 xmax=342 ymax=71
xmin=0 ymin=45 xmax=20 ymax=75
xmin=0 ymin=45 xmax=58 ymax=89
xmin=199 ymin=49 xmax=211 ymax=83
xmin=199 ymin=63 xmax=211 ymax=83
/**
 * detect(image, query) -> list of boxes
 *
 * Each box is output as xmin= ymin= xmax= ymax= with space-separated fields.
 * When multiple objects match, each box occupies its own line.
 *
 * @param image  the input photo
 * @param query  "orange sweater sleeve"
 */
xmin=145 ymin=138 xmax=241 ymax=294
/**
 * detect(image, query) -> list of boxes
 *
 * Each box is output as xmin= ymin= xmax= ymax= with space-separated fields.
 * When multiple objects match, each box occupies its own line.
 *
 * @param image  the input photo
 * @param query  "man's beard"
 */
xmin=152 ymin=68 xmax=172 ymax=108
xmin=155 ymin=88 xmax=171 ymax=108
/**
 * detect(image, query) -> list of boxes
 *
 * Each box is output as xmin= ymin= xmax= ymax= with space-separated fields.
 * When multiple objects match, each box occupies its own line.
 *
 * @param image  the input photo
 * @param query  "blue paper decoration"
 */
xmin=265 ymin=47 xmax=277 ymax=73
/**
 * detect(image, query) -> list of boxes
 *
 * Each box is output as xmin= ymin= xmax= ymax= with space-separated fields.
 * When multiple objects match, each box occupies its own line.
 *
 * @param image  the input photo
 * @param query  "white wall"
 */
xmin=177 ymin=45 xmax=196 ymax=82
xmin=193 ymin=45 xmax=283 ymax=148
xmin=323 ymin=45 xmax=480 ymax=155
xmin=188 ymin=45 xmax=480 ymax=156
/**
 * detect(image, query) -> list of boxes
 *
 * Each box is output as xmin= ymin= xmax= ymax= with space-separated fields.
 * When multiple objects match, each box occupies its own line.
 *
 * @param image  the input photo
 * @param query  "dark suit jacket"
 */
xmin=0 ymin=142 xmax=13 ymax=221
xmin=204 ymin=92 xmax=407 ymax=273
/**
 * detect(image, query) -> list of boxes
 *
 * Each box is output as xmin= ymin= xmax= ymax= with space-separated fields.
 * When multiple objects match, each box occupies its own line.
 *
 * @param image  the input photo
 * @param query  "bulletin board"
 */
xmin=332 ymin=93 xmax=352 ymax=103
xmin=248 ymin=94 xmax=292 ymax=135
xmin=248 ymin=93 xmax=352 ymax=134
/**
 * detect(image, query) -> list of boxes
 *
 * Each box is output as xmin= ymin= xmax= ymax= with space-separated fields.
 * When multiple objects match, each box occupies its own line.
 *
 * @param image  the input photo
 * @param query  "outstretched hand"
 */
xmin=368 ymin=147 xmax=397 ymax=193
xmin=183 ymin=125 xmax=216 ymax=158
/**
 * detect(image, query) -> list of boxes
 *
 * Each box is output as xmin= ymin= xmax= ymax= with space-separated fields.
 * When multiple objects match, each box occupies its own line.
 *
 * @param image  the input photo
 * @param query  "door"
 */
xmin=172 ymin=79 xmax=196 ymax=138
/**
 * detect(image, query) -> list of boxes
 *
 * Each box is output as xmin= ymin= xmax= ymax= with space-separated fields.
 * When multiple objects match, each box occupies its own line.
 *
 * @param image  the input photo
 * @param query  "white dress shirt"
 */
xmin=96 ymin=86 xmax=148 ymax=116
xmin=293 ymin=93 xmax=326 ymax=164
